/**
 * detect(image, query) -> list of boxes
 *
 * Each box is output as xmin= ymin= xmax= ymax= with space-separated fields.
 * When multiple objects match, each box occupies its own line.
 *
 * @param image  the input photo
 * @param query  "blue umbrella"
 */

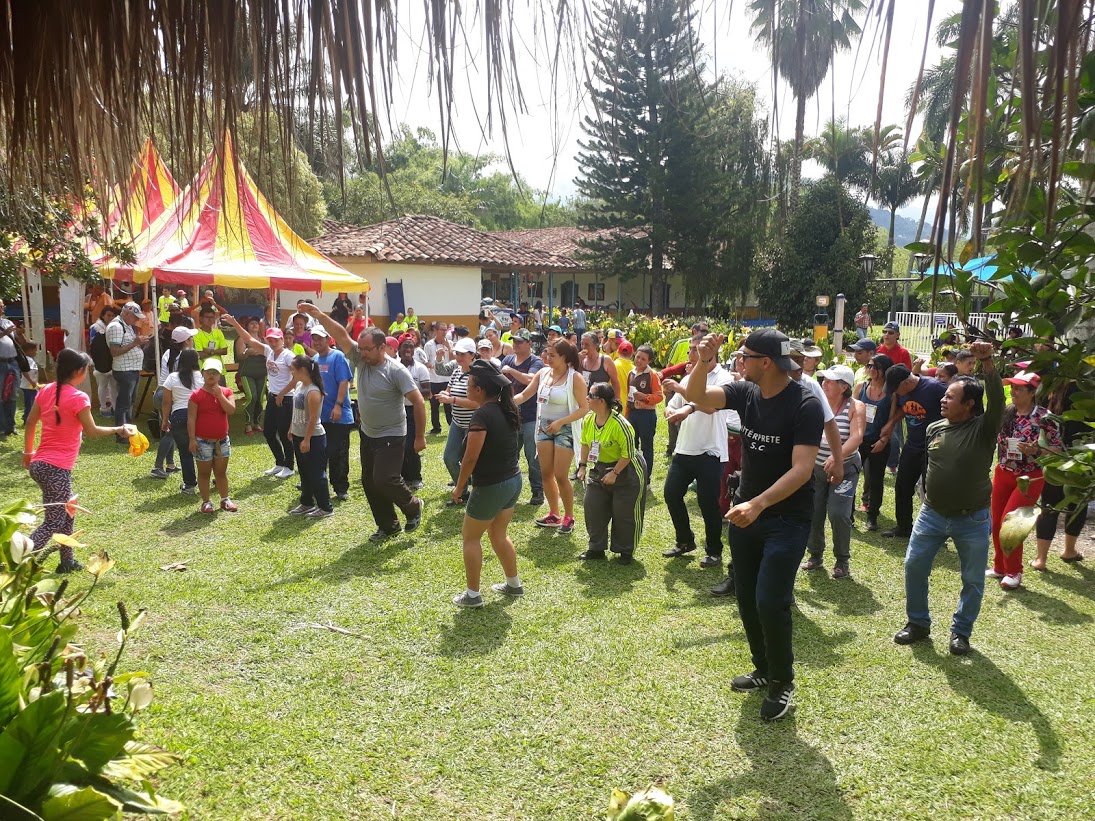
xmin=922 ymin=254 xmax=1015 ymax=282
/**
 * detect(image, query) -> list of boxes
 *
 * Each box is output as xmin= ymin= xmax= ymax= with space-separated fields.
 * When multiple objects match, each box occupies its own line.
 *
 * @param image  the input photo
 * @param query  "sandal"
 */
xmin=1028 ymin=560 xmax=1047 ymax=572
xmin=1061 ymin=553 xmax=1084 ymax=563
xmin=200 ymin=501 xmax=215 ymax=514
xmin=244 ymin=424 xmax=253 ymax=435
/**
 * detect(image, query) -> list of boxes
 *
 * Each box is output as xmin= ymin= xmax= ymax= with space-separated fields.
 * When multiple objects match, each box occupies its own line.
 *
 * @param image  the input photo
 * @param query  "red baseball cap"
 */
xmin=385 ymin=336 xmax=399 ymax=348
xmin=1003 ymin=371 xmax=1040 ymax=388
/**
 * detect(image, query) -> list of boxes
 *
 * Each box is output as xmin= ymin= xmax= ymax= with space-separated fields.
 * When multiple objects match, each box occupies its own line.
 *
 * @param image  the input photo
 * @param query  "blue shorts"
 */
xmin=535 ymin=421 xmax=574 ymax=451
xmin=195 ymin=436 xmax=231 ymax=461
xmin=466 ymin=474 xmax=523 ymax=521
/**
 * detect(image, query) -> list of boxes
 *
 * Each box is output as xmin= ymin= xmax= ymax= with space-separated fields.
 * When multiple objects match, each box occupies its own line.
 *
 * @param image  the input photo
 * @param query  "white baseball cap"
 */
xmin=171 ymin=327 xmax=199 ymax=344
xmin=453 ymin=338 xmax=476 ymax=354
xmin=818 ymin=364 xmax=856 ymax=388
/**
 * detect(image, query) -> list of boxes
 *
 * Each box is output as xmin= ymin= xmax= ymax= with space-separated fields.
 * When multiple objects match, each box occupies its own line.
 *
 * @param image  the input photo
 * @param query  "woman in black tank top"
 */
xmin=579 ymin=332 xmax=620 ymax=398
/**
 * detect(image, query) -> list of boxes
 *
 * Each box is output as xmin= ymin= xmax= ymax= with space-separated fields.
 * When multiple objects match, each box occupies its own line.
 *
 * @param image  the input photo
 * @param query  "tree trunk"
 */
xmin=909 ymin=187 xmax=933 ymax=273
xmin=644 ymin=8 xmax=667 ymax=317
xmin=791 ymin=92 xmax=806 ymax=213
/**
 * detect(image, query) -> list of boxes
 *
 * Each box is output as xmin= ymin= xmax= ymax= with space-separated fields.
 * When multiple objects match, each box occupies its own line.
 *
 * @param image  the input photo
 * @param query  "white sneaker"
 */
xmin=985 ymin=569 xmax=1005 ymax=579
xmin=263 ymin=466 xmax=282 ymax=477
xmin=1000 ymin=573 xmax=1023 ymax=590
xmin=276 ymin=467 xmax=295 ymax=479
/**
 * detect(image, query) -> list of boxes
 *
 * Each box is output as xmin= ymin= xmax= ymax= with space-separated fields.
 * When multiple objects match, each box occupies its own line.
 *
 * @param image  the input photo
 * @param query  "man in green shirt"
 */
xmin=894 ymin=340 xmax=1003 ymax=656
xmin=194 ymin=306 xmax=229 ymax=368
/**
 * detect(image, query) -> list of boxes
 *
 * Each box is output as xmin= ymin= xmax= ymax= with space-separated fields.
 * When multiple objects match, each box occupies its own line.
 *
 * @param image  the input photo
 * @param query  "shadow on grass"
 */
xmin=792 ymin=609 xmax=855 ymax=670
xmin=688 ymin=700 xmax=852 ymax=821
xmin=910 ymin=642 xmax=1061 ymax=771
xmin=1037 ymin=561 xmax=1095 ymax=597
xmin=574 ymin=556 xmax=647 ymax=598
xmin=520 ymin=530 xmax=582 ymax=568
xmin=661 ymin=556 xmax=730 ymax=604
xmin=992 ymin=584 xmax=1093 ymax=625
xmin=437 ymin=600 xmax=513 ymax=656
xmin=795 ymin=570 xmax=883 ymax=617
xmin=160 ymin=510 xmax=219 ymax=536
xmin=252 ymin=536 xmax=414 ymax=592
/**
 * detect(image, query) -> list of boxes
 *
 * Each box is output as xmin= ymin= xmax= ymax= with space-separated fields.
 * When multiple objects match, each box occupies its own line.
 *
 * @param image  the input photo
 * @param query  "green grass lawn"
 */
xmin=3 ymin=411 xmax=1094 ymax=820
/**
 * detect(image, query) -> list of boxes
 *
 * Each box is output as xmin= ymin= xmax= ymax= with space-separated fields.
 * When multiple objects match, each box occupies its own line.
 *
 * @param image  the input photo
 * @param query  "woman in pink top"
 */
xmin=22 ymin=349 xmax=136 ymax=573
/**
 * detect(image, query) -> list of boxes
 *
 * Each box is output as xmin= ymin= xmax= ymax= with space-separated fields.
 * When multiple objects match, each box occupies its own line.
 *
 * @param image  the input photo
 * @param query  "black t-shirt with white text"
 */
xmin=721 ymin=379 xmax=825 ymax=520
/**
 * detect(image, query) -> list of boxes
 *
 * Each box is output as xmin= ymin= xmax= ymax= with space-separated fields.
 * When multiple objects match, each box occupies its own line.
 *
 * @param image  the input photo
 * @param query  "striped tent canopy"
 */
xmin=95 ymin=138 xmax=181 ymax=258
xmin=99 ymin=133 xmax=368 ymax=293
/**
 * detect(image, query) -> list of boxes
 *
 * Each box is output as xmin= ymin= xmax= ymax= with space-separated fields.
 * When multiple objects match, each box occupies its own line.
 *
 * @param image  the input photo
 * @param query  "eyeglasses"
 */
xmin=740 ymin=353 xmax=768 ymax=360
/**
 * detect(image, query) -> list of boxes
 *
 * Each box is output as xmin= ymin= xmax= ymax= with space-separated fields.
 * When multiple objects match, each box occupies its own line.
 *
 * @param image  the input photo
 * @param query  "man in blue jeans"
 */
xmin=687 ymin=329 xmax=836 ymax=722
xmin=107 ymin=302 xmax=151 ymax=444
xmin=500 ymin=329 xmax=545 ymax=506
xmin=894 ymin=341 xmax=1003 ymax=656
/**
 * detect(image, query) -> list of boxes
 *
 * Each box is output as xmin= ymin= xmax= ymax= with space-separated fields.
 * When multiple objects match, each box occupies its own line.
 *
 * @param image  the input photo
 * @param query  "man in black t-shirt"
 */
xmin=500 ymin=329 xmax=545 ymax=505
xmin=877 ymin=365 xmax=947 ymax=537
xmin=686 ymin=328 xmax=825 ymax=722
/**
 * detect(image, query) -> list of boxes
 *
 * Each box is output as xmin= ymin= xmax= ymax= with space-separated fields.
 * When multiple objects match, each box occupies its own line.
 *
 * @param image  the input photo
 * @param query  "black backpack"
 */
xmin=89 ymin=329 xmax=113 ymax=373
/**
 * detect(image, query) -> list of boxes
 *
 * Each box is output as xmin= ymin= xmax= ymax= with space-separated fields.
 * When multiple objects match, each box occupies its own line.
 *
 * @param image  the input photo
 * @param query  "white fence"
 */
xmin=886 ymin=311 xmax=1012 ymax=358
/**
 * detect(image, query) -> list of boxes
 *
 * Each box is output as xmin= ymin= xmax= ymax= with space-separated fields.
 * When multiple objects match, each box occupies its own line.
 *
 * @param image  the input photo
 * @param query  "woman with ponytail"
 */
xmin=287 ymin=355 xmax=333 ymax=518
xmin=23 ymin=348 xmax=137 ymax=572
xmin=576 ymin=381 xmax=646 ymax=564
xmin=451 ymin=359 xmax=524 ymax=607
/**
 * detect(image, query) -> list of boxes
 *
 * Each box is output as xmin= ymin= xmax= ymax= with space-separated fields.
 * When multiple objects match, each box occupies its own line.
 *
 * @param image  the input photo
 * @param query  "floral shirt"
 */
xmin=996 ymin=405 xmax=1061 ymax=474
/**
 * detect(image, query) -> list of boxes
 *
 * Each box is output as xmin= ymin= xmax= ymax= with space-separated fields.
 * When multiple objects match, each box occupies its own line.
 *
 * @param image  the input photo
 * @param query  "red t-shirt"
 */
xmin=189 ymin=387 xmax=233 ymax=440
xmin=880 ymin=342 xmax=912 ymax=370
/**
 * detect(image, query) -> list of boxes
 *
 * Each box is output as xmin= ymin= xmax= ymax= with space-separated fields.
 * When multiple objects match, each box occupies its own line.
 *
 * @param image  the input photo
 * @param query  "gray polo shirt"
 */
xmin=347 ymin=349 xmax=417 ymax=438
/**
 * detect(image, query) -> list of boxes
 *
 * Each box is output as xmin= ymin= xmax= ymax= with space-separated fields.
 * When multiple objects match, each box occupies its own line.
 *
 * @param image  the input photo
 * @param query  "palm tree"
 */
xmin=749 ymin=0 xmax=865 ymax=212
xmin=874 ymin=149 xmax=922 ymax=256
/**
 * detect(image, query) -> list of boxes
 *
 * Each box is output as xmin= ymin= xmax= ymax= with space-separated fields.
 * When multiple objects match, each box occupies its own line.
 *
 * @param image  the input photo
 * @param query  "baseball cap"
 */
xmin=548 ymin=325 xmax=563 ymax=334
xmin=122 ymin=301 xmax=143 ymax=315
xmin=883 ymin=321 xmax=900 ymax=333
xmin=511 ymin=315 xmax=524 ymax=325
xmin=176 ymin=289 xmax=186 ymax=296
xmin=171 ymin=326 xmax=199 ymax=344
xmin=818 ymin=364 xmax=856 ymax=388
xmin=264 ymin=328 xmax=284 ymax=339
xmin=743 ymin=329 xmax=796 ymax=371
xmin=477 ymin=338 xmax=493 ymax=350
xmin=453 ymin=338 xmax=476 ymax=354
xmin=397 ymin=332 xmax=416 ymax=345
xmin=202 ymin=358 xmax=224 ymax=373
xmin=618 ymin=340 xmax=634 ymax=355
xmin=1004 ymin=371 xmax=1041 ymax=387
xmin=606 ymin=328 xmax=624 ymax=340
xmin=311 ymin=326 xmax=330 ymax=338
xmin=384 ymin=336 xmax=399 ymax=348
xmin=848 ymin=338 xmax=877 ymax=352
xmin=512 ymin=328 xmax=532 ymax=342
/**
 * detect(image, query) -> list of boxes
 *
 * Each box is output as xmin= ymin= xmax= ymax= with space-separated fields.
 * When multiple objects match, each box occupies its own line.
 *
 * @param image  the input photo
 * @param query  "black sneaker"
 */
xmin=949 ymin=632 xmax=971 ymax=656
xmin=578 ymin=549 xmax=606 ymax=560
xmin=894 ymin=622 xmax=931 ymax=645
xmin=698 ymin=554 xmax=721 ymax=569
xmin=528 ymin=494 xmax=545 ymax=506
xmin=760 ymin=681 xmax=795 ymax=721
xmin=56 ymin=559 xmax=84 ymax=574
xmin=617 ymin=553 xmax=634 ymax=565
xmin=711 ymin=572 xmax=736 ymax=597
xmin=404 ymin=498 xmax=424 ymax=532
xmin=882 ymin=527 xmax=910 ymax=538
xmin=730 ymin=670 xmax=769 ymax=692
xmin=445 ymin=493 xmax=469 ymax=508
xmin=865 ymin=518 xmax=878 ymax=532
xmin=662 ymin=544 xmax=696 ymax=558
xmin=368 ymin=527 xmax=401 ymax=543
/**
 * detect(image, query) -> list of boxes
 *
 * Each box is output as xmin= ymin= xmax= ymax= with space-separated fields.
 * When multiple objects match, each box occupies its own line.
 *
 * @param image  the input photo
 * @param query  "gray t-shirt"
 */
xmin=347 ymin=349 xmax=417 ymax=438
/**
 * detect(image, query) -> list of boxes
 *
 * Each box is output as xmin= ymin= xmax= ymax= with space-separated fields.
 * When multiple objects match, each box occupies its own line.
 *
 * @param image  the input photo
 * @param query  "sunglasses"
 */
xmin=883 ymin=331 xmax=897 ymax=336
xmin=740 ymin=353 xmax=769 ymax=360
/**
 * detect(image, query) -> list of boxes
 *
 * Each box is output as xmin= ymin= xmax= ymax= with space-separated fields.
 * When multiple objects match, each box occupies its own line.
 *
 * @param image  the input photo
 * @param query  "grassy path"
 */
xmin=2 ymin=412 xmax=1093 ymax=820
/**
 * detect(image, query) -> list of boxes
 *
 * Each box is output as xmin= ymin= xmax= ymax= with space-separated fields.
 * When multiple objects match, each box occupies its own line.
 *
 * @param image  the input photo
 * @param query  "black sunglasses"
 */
xmin=741 ymin=353 xmax=768 ymax=360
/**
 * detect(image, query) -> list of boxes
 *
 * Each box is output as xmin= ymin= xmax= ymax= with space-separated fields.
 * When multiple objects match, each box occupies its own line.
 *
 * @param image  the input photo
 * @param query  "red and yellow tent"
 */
xmin=95 ymin=137 xmax=181 ymax=258
xmin=100 ymin=134 xmax=368 ymax=293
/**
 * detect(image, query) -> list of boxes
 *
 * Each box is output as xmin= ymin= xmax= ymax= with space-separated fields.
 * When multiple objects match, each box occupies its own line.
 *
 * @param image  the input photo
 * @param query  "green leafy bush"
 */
xmin=0 ymin=500 xmax=182 ymax=820
xmin=587 ymin=314 xmax=742 ymax=367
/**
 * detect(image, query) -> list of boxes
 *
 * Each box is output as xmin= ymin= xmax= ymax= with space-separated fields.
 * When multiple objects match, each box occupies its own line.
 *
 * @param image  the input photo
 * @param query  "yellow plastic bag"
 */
xmin=128 ymin=430 xmax=149 ymax=457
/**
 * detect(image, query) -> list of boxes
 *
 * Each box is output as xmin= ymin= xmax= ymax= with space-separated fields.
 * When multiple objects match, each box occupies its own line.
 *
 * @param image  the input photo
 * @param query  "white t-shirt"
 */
xmin=263 ymin=344 xmax=295 ymax=394
xmin=668 ymin=365 xmax=734 ymax=461
xmin=797 ymin=373 xmax=836 ymax=423
xmin=402 ymin=360 xmax=430 ymax=406
xmin=20 ymin=359 xmax=38 ymax=389
xmin=424 ymin=339 xmax=451 ymax=383
xmin=162 ymin=370 xmax=201 ymax=413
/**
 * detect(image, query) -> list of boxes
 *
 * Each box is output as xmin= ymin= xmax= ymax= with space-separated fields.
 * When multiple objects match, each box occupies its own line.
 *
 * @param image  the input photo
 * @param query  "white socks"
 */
xmin=465 ymin=588 xmax=481 ymax=599
xmin=506 ymin=575 xmax=522 ymax=588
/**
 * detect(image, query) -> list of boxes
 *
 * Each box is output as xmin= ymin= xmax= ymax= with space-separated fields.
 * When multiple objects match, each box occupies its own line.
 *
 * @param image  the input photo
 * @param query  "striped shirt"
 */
xmin=816 ymin=399 xmax=852 ymax=466
xmin=448 ymin=367 xmax=473 ymax=429
xmin=106 ymin=318 xmax=145 ymax=371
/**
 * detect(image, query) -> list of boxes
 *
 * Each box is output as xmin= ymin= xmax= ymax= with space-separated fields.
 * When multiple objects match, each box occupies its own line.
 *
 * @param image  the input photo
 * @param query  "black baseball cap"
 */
xmin=743 ymin=329 xmax=796 ymax=371
xmin=847 ymin=338 xmax=877 ymax=352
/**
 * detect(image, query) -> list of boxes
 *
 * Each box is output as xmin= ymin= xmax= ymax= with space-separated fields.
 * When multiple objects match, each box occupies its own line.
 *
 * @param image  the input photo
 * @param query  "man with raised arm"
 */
xmin=300 ymin=304 xmax=427 ymax=541
xmin=685 ymin=329 xmax=833 ymax=722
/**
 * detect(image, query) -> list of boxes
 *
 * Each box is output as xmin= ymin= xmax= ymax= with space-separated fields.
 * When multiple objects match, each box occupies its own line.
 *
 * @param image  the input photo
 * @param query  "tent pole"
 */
xmin=20 ymin=267 xmax=31 ymax=340
xmin=151 ymin=275 xmax=161 ymax=384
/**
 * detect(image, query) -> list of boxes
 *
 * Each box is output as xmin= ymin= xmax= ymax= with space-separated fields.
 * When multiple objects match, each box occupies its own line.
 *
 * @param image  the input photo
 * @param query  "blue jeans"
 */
xmin=443 ymin=423 xmax=467 ymax=485
xmin=112 ymin=369 xmax=140 ymax=430
xmin=727 ymin=515 xmax=812 ymax=683
xmin=22 ymin=388 xmax=37 ymax=423
xmin=168 ymin=408 xmax=197 ymax=488
xmin=904 ymin=504 xmax=990 ymax=638
xmin=0 ymin=359 xmax=19 ymax=433
xmin=629 ymin=409 xmax=657 ymax=485
xmin=294 ymin=434 xmax=331 ymax=511
xmin=519 ymin=419 xmax=543 ymax=496
xmin=856 ymin=327 xmax=868 ymax=340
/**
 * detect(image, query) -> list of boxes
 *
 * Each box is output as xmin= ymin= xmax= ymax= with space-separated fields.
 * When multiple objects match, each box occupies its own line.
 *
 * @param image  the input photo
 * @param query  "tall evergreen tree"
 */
xmin=575 ymin=0 xmax=699 ymax=316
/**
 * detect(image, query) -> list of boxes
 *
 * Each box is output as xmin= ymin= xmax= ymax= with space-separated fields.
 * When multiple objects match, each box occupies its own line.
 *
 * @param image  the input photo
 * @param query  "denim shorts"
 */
xmin=535 ymin=421 xmax=574 ymax=451
xmin=466 ymin=474 xmax=523 ymax=521
xmin=194 ymin=436 xmax=231 ymax=461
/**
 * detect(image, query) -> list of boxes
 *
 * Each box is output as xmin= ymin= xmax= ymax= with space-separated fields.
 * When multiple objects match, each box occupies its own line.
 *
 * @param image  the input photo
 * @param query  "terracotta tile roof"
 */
xmin=493 ymin=226 xmax=648 ymax=261
xmin=310 ymin=215 xmax=580 ymax=273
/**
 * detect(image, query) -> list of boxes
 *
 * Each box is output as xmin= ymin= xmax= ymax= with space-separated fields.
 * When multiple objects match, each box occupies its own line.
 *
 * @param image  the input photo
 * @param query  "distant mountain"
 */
xmin=868 ymin=206 xmax=948 ymax=248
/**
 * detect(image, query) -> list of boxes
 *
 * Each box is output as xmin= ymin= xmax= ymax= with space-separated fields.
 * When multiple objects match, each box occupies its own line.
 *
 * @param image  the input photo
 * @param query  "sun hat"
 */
xmin=800 ymin=339 xmax=823 ymax=358
xmin=171 ymin=326 xmax=200 ymax=344
xmin=453 ymin=338 xmax=477 ymax=354
xmin=1004 ymin=371 xmax=1041 ymax=388
xmin=743 ymin=329 xmax=796 ymax=371
xmin=818 ymin=364 xmax=856 ymax=388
